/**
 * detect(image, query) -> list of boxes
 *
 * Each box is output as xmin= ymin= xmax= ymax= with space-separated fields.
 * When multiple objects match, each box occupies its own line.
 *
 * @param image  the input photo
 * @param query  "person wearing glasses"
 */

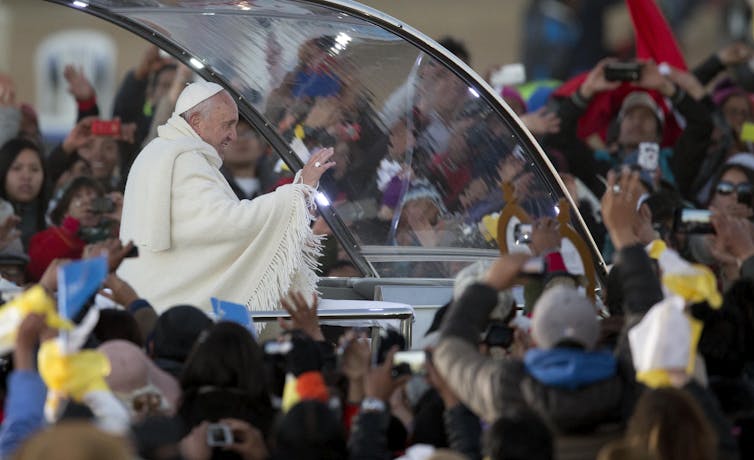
xmin=684 ymin=153 xmax=754 ymax=289
xmin=708 ymin=154 xmax=754 ymax=219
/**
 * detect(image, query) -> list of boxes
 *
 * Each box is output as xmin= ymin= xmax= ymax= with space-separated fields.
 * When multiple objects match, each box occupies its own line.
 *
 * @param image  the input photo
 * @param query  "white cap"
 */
xmin=174 ymin=81 xmax=224 ymax=116
xmin=726 ymin=152 xmax=754 ymax=172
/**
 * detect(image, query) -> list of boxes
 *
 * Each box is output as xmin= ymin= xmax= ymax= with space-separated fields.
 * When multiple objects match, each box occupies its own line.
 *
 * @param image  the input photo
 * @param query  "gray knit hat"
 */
xmin=531 ymin=285 xmax=599 ymax=350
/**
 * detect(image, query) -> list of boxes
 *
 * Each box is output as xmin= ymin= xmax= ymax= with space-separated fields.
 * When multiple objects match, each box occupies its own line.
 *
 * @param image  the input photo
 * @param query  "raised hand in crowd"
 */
xmin=529 ymin=217 xmax=561 ymax=256
xmin=340 ymin=332 xmax=371 ymax=403
xmin=520 ymin=107 xmax=561 ymax=135
xmin=483 ymin=252 xmax=531 ymax=292
xmin=0 ymin=73 xmax=17 ymax=108
xmin=364 ymin=346 xmax=410 ymax=403
xmin=134 ymin=45 xmax=171 ymax=81
xmin=82 ymin=238 xmax=135 ymax=272
xmin=634 ymin=198 xmax=658 ymax=246
xmin=220 ymin=418 xmax=270 ymax=460
xmin=63 ymin=65 xmax=95 ymax=102
xmin=14 ymin=313 xmax=51 ymax=371
xmin=717 ymin=41 xmax=753 ymax=66
xmin=179 ymin=422 xmax=212 ymax=460
xmin=635 ymin=60 xmax=676 ymax=97
xmin=600 ymin=169 xmax=643 ymax=249
xmin=39 ymin=258 xmax=69 ymax=294
xmin=118 ymin=120 xmax=138 ymax=144
xmin=426 ymin=354 xmax=461 ymax=409
xmin=664 ymin=66 xmax=706 ymax=101
xmin=710 ymin=210 xmax=754 ymax=269
xmin=0 ymin=214 xmax=21 ymax=251
xmin=62 ymin=116 xmax=96 ymax=154
xmin=279 ymin=291 xmax=325 ymax=341
xmin=389 ymin=381 xmax=414 ymax=432
xmin=101 ymin=273 xmax=140 ymax=307
xmin=579 ymin=58 xmax=621 ymax=99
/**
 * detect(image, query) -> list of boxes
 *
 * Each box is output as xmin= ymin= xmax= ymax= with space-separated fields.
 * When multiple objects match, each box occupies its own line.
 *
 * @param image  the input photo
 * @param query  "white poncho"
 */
xmin=118 ymin=114 xmax=321 ymax=314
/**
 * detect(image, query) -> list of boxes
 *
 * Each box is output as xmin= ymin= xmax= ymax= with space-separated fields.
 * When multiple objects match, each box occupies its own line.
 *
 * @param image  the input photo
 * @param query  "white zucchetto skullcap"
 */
xmin=173 ymin=81 xmax=224 ymax=116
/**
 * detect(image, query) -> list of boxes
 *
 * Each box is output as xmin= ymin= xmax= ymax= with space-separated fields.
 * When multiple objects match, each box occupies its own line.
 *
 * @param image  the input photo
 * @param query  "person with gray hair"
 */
xmin=119 ymin=81 xmax=335 ymax=315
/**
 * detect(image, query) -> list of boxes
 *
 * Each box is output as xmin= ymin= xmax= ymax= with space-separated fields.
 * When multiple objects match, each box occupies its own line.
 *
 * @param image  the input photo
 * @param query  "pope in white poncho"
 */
xmin=118 ymin=82 xmax=335 ymax=314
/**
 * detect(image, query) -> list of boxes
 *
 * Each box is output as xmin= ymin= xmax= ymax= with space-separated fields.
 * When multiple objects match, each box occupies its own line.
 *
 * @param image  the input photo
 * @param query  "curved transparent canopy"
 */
xmin=51 ymin=0 xmax=604 ymax=282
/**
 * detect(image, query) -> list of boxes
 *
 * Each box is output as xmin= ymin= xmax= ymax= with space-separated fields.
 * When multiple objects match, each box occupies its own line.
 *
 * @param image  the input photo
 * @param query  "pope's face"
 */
xmin=194 ymin=91 xmax=239 ymax=157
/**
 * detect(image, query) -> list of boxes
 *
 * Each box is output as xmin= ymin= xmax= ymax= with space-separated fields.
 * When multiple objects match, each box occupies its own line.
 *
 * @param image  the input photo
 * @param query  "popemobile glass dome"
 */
xmin=50 ymin=0 xmax=604 ymax=288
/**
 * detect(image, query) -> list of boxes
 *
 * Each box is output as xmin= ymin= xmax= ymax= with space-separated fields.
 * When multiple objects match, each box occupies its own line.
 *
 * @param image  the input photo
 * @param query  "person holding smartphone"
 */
xmin=547 ymin=58 xmax=713 ymax=202
xmin=26 ymin=176 xmax=119 ymax=282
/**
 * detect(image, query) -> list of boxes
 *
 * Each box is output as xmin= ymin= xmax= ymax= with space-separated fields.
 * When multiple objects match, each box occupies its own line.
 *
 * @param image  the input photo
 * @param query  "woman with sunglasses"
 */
xmin=708 ymin=155 xmax=754 ymax=219
xmin=693 ymin=154 xmax=754 ymax=288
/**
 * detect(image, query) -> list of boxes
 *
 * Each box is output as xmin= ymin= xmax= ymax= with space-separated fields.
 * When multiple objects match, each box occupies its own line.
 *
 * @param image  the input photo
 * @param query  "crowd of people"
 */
xmin=0 ymin=3 xmax=752 ymax=459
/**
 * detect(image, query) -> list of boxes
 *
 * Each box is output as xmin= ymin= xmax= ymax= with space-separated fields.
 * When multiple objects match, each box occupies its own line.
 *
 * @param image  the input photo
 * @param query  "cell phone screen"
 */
xmin=638 ymin=142 xmax=659 ymax=171
xmin=91 ymin=119 xmax=121 ymax=137
xmin=674 ymin=208 xmax=714 ymax=234
xmin=393 ymin=350 xmax=426 ymax=374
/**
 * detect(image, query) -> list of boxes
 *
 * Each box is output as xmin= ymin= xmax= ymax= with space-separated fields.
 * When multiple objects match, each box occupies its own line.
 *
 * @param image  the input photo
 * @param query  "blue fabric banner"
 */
xmin=57 ymin=256 xmax=108 ymax=321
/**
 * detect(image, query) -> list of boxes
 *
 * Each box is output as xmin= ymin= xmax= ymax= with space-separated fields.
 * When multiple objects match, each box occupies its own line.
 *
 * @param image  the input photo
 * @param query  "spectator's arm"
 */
xmin=545 ymin=95 xmax=588 ymax=150
xmin=543 ymin=92 xmax=602 ymax=194
xmin=127 ymin=299 xmax=158 ymax=344
xmin=601 ymin=170 xmax=663 ymax=315
xmin=0 ymin=371 xmax=47 ymax=457
xmin=63 ymin=65 xmax=99 ymax=121
xmin=435 ymin=256 xmax=530 ymax=423
xmin=547 ymin=59 xmax=620 ymax=150
xmin=710 ymin=213 xmax=754 ymax=282
xmin=694 ymin=42 xmax=753 ymax=85
xmin=0 ymin=314 xmax=49 ymax=457
xmin=615 ymin=244 xmax=663 ymax=315
xmin=692 ymin=54 xmax=725 ymax=86
xmin=347 ymin=410 xmax=391 ymax=460
xmin=669 ymin=88 xmax=714 ymax=199
xmin=349 ymin=347 xmax=405 ymax=460
xmin=103 ymin=274 xmax=157 ymax=342
xmin=76 ymin=98 xmax=99 ymax=121
xmin=440 ymin=283 xmax=499 ymax=342
xmin=443 ymin=404 xmax=482 ymax=460
xmin=112 ymin=70 xmax=148 ymax=123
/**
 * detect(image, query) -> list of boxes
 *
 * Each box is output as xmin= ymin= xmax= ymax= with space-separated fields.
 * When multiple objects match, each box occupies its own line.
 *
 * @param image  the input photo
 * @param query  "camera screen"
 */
xmin=514 ymin=223 xmax=533 ymax=245
xmin=676 ymin=209 xmax=713 ymax=234
xmin=207 ymin=424 xmax=232 ymax=446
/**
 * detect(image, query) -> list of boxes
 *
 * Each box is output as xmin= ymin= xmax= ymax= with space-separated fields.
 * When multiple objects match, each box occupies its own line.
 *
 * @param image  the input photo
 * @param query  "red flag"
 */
xmin=628 ymin=0 xmax=687 ymax=71
xmin=553 ymin=0 xmax=686 ymax=146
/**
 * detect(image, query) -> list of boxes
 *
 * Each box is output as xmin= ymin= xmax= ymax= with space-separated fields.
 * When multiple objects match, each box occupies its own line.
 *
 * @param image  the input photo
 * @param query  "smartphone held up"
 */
xmin=604 ymin=61 xmax=643 ymax=82
xmin=91 ymin=119 xmax=121 ymax=137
